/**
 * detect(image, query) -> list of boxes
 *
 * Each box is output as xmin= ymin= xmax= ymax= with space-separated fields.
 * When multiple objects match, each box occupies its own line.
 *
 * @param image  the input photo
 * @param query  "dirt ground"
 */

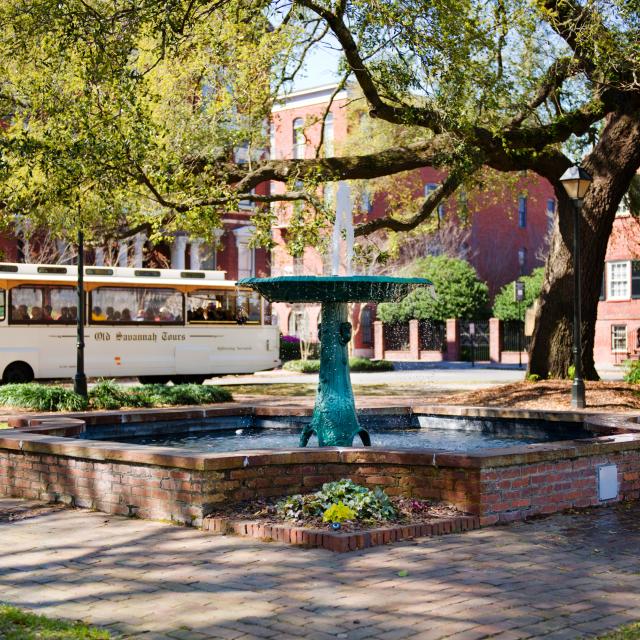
xmin=428 ymin=380 xmax=640 ymax=413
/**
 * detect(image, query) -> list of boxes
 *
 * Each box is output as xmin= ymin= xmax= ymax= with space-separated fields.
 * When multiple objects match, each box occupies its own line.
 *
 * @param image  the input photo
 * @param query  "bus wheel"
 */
xmin=138 ymin=376 xmax=171 ymax=385
xmin=3 ymin=362 xmax=34 ymax=384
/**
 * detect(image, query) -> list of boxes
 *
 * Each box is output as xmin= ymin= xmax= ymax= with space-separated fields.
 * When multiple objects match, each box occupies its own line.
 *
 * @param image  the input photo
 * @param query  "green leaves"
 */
xmin=492 ymin=267 xmax=544 ymax=320
xmin=377 ymin=255 xmax=489 ymax=323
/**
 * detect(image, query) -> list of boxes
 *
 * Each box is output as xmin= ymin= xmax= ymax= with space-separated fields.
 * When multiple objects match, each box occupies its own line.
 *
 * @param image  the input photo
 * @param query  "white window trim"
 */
xmin=607 ymin=261 xmax=631 ymax=301
xmin=611 ymin=325 xmax=628 ymax=353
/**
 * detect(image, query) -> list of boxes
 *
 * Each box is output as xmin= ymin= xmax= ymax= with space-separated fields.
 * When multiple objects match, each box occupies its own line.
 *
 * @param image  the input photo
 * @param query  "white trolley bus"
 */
xmin=0 ymin=263 xmax=280 ymax=384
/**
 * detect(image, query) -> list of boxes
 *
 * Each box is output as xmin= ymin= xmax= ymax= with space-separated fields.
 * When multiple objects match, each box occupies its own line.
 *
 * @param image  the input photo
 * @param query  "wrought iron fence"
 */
xmin=419 ymin=320 xmax=446 ymax=351
xmin=383 ymin=323 xmax=410 ymax=351
xmin=459 ymin=320 xmax=490 ymax=362
xmin=503 ymin=320 xmax=532 ymax=352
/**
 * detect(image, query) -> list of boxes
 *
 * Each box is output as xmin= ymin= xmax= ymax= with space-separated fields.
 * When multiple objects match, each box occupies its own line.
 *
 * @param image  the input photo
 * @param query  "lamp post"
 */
xmin=559 ymin=166 xmax=593 ymax=409
xmin=74 ymin=228 xmax=88 ymax=398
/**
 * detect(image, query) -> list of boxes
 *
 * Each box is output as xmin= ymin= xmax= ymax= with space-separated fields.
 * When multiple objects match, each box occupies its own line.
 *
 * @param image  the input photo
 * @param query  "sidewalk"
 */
xmin=1 ymin=498 xmax=639 ymax=639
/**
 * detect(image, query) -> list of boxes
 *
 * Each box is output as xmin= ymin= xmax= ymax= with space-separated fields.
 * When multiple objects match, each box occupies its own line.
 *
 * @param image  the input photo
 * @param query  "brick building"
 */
xmin=594 ymin=210 xmax=640 ymax=366
xmin=269 ymin=83 xmax=556 ymax=356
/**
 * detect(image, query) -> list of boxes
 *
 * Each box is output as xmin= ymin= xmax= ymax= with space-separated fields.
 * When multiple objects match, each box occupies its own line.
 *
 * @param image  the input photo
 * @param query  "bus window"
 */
xmin=0 ymin=290 xmax=5 ymax=321
xmin=90 ymin=287 xmax=183 ymax=324
xmin=187 ymin=289 xmax=261 ymax=324
xmin=10 ymin=285 xmax=76 ymax=324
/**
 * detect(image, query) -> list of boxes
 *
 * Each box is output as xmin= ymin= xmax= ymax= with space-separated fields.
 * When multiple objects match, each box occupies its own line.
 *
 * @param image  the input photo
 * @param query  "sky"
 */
xmin=292 ymin=39 xmax=342 ymax=91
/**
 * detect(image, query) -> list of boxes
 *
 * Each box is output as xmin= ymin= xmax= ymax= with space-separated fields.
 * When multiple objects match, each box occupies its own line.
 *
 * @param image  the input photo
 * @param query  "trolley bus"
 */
xmin=0 ymin=263 xmax=280 ymax=384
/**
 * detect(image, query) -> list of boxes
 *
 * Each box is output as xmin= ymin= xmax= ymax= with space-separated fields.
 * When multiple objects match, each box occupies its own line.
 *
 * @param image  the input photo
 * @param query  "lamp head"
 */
xmin=559 ymin=166 xmax=593 ymax=200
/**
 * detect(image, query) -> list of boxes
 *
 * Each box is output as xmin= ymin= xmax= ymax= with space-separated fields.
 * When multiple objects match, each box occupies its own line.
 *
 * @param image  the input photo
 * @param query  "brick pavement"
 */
xmin=1 ymin=498 xmax=640 ymax=640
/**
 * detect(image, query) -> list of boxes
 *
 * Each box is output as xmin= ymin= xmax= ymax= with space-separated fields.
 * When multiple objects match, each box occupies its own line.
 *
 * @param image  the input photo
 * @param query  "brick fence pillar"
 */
xmin=445 ymin=318 xmax=460 ymax=361
xmin=374 ymin=321 xmax=384 ymax=360
xmin=409 ymin=319 xmax=420 ymax=360
xmin=489 ymin=318 xmax=503 ymax=363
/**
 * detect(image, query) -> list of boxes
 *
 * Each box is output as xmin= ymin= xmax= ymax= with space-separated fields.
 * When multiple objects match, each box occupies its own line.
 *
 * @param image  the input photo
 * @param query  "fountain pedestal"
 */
xmin=302 ymin=301 xmax=371 ymax=447
xmin=239 ymin=275 xmax=434 ymax=447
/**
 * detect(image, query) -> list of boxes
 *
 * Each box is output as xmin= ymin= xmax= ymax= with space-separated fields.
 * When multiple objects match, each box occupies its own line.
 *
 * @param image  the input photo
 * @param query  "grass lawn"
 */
xmin=228 ymin=383 xmax=456 ymax=397
xmin=598 ymin=623 xmax=640 ymax=639
xmin=0 ymin=604 xmax=110 ymax=639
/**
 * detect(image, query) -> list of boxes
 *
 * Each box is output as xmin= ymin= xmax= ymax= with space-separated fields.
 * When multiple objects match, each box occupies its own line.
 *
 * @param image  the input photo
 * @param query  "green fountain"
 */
xmin=238 ymin=275 xmax=434 ymax=447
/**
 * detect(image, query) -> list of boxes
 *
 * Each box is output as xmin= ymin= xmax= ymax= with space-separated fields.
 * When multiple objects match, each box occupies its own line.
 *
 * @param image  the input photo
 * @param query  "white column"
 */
xmin=94 ymin=247 xmax=105 ymax=266
xmin=189 ymin=238 xmax=203 ymax=270
xmin=171 ymin=234 xmax=188 ymax=270
xmin=133 ymin=233 xmax=146 ymax=268
xmin=234 ymin=226 xmax=255 ymax=279
xmin=117 ymin=240 xmax=129 ymax=267
xmin=332 ymin=182 xmax=352 ymax=275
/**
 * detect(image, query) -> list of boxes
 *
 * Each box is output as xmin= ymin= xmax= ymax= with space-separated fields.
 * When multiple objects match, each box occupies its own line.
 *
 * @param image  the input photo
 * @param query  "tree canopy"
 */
xmin=376 ymin=256 xmax=489 ymax=323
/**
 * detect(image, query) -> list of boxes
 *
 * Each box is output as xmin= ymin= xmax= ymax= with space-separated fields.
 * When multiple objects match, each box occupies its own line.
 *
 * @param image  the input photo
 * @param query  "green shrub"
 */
xmin=624 ymin=360 xmax=640 ymax=384
xmin=567 ymin=364 xmax=576 ymax=379
xmin=526 ymin=373 xmax=541 ymax=383
xmin=493 ymin=268 xmax=545 ymax=320
xmin=0 ymin=384 xmax=87 ymax=411
xmin=377 ymin=255 xmax=489 ymax=323
xmin=0 ymin=380 xmax=232 ymax=412
xmin=277 ymin=479 xmax=396 ymax=523
xmin=283 ymin=359 xmax=321 ymax=373
xmin=349 ymin=357 xmax=394 ymax=372
xmin=90 ymin=379 xmax=141 ymax=409
xmin=283 ymin=358 xmax=393 ymax=373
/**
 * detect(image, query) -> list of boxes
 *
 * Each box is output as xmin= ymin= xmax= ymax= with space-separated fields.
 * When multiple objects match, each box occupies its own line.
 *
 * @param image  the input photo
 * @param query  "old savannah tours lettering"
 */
xmin=93 ymin=331 xmax=186 ymax=342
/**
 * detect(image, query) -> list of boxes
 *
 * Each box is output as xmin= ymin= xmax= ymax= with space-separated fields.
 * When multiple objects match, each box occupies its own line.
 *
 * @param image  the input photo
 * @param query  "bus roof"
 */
xmin=0 ymin=263 xmax=248 ymax=291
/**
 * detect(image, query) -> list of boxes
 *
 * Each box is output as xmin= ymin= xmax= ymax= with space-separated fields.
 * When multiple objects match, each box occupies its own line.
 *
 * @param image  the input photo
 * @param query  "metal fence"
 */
xmin=419 ymin=320 xmax=446 ymax=351
xmin=503 ymin=320 xmax=532 ymax=352
xmin=383 ymin=323 xmax=410 ymax=351
xmin=459 ymin=320 xmax=490 ymax=362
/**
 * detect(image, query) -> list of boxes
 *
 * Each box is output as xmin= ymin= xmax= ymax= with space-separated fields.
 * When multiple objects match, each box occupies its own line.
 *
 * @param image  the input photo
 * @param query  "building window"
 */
xmin=292 ymin=118 xmax=305 ymax=159
xmin=518 ymin=196 xmax=527 ymax=228
xmin=607 ymin=261 xmax=630 ymax=300
xmin=269 ymin=121 xmax=276 ymax=159
xmin=323 ymin=112 xmax=334 ymax=157
xmin=611 ymin=325 xmax=627 ymax=353
xmin=632 ymin=261 xmax=640 ymax=298
xmin=599 ymin=270 xmax=606 ymax=301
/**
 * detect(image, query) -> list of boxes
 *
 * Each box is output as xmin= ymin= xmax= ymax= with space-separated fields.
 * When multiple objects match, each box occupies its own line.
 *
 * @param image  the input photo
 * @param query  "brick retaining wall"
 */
xmin=1 ymin=408 xmax=640 ymax=527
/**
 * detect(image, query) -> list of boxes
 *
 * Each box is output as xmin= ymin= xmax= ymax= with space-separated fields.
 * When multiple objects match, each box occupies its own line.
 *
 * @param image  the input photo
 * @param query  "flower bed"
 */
xmin=203 ymin=479 xmax=477 ymax=551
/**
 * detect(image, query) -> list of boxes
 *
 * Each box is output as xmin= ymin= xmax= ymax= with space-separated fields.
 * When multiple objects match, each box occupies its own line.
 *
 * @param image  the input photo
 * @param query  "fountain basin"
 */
xmin=2 ymin=406 xmax=640 ymax=528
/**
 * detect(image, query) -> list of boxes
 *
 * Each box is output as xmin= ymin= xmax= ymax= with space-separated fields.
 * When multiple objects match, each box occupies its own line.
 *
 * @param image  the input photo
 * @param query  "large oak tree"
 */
xmin=0 ymin=0 xmax=638 ymax=377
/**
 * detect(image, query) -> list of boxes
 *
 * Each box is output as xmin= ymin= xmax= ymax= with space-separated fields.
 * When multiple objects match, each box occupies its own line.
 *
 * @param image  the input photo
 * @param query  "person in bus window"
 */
xmin=144 ymin=307 xmax=156 ymax=322
xmin=31 ymin=307 xmax=43 ymax=322
xmin=43 ymin=305 xmax=53 ymax=321
xmin=121 ymin=308 xmax=132 ymax=322
xmin=58 ymin=307 xmax=71 ymax=323
xmin=159 ymin=307 xmax=173 ymax=322
xmin=236 ymin=306 xmax=248 ymax=324
xmin=69 ymin=307 xmax=77 ymax=322
xmin=92 ymin=306 xmax=106 ymax=321
xmin=113 ymin=310 xmax=122 ymax=322
xmin=106 ymin=307 xmax=115 ymax=321
xmin=135 ymin=308 xmax=145 ymax=321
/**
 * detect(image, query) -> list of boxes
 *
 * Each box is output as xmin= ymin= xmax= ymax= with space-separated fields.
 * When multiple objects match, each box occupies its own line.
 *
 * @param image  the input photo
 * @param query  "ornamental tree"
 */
xmin=492 ymin=268 xmax=545 ymax=321
xmin=377 ymin=256 xmax=489 ymax=323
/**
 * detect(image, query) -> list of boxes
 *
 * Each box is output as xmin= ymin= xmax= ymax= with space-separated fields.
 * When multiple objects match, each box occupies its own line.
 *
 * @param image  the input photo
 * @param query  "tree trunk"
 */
xmin=528 ymin=107 xmax=640 ymax=379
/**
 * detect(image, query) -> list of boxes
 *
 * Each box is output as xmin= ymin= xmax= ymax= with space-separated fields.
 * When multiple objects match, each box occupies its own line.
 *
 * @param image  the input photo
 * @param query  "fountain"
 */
xmin=238 ymin=274 xmax=434 ymax=447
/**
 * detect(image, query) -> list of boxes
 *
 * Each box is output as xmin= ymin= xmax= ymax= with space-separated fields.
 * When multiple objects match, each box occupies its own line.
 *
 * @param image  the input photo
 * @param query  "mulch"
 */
xmin=428 ymin=380 xmax=640 ymax=413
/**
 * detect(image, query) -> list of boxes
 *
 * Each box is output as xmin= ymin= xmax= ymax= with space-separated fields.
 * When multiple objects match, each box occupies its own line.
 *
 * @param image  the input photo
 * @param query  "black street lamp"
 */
xmin=559 ymin=165 xmax=593 ymax=409
xmin=74 ymin=228 xmax=88 ymax=398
